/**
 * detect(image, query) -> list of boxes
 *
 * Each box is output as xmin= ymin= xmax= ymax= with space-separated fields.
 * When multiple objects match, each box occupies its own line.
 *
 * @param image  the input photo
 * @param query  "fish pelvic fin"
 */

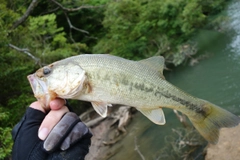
xmin=189 ymin=103 xmax=240 ymax=144
xmin=91 ymin=101 xmax=112 ymax=117
xmin=137 ymin=108 xmax=166 ymax=125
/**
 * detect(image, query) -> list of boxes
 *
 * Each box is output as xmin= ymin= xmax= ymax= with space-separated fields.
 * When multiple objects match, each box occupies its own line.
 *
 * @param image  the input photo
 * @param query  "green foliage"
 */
xmin=0 ymin=51 xmax=36 ymax=160
xmin=93 ymin=0 xmax=226 ymax=65
xmin=0 ymin=107 xmax=13 ymax=159
xmin=0 ymin=127 xmax=13 ymax=159
xmin=181 ymin=1 xmax=206 ymax=34
xmin=29 ymin=14 xmax=63 ymax=35
xmin=27 ymin=13 xmax=83 ymax=63
xmin=0 ymin=1 xmax=19 ymax=46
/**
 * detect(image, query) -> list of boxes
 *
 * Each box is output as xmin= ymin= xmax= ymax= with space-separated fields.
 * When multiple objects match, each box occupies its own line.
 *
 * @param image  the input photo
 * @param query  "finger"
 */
xmin=49 ymin=98 xmax=66 ymax=110
xmin=43 ymin=112 xmax=80 ymax=152
xmin=38 ymin=106 xmax=69 ymax=140
xmin=60 ymin=121 xmax=90 ymax=150
xmin=29 ymin=101 xmax=46 ymax=113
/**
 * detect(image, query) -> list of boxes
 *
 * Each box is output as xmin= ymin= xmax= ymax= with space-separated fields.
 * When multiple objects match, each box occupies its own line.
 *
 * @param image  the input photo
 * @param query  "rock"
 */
xmin=205 ymin=124 xmax=240 ymax=160
xmin=83 ymin=106 xmax=135 ymax=160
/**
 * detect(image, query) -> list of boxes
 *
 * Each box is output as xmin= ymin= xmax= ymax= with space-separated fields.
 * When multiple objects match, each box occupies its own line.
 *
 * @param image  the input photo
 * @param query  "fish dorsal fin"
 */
xmin=137 ymin=108 xmax=166 ymax=125
xmin=139 ymin=56 xmax=165 ymax=79
xmin=91 ymin=101 xmax=112 ymax=117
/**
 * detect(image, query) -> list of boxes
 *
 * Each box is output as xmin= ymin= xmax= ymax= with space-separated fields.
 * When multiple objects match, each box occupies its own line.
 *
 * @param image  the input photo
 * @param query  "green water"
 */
xmin=110 ymin=1 xmax=240 ymax=159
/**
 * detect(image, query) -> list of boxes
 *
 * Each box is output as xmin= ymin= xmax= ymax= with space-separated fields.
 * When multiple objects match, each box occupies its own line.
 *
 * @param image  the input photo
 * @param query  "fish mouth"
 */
xmin=27 ymin=74 xmax=44 ymax=95
xmin=28 ymin=74 xmax=37 ymax=95
xmin=27 ymin=74 xmax=50 ymax=106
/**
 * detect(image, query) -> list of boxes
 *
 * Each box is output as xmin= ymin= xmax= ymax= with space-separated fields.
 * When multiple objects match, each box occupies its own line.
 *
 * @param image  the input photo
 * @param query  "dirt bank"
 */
xmin=205 ymin=124 xmax=240 ymax=160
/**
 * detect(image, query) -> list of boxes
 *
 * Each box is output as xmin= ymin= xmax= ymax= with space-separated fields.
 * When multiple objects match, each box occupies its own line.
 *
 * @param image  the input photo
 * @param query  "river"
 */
xmin=109 ymin=1 xmax=240 ymax=159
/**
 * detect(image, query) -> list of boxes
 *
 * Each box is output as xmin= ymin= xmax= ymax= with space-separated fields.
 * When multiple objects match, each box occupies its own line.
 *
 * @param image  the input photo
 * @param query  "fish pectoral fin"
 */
xmin=91 ymin=101 xmax=112 ymax=117
xmin=137 ymin=108 xmax=166 ymax=125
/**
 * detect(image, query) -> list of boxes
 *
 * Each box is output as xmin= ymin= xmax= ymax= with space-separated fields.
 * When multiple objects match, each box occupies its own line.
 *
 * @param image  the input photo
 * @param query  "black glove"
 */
xmin=12 ymin=107 xmax=92 ymax=160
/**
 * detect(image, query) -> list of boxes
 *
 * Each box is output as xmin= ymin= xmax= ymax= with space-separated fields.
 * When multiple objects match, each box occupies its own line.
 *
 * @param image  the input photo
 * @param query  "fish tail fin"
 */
xmin=189 ymin=103 xmax=240 ymax=144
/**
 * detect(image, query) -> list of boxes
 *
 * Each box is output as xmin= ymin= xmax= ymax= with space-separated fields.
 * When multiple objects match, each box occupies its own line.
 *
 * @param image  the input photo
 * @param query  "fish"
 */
xmin=27 ymin=54 xmax=240 ymax=144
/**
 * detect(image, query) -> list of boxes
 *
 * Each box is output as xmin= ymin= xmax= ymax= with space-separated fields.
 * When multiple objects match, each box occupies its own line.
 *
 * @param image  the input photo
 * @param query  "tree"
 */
xmin=93 ymin=0 xmax=226 ymax=65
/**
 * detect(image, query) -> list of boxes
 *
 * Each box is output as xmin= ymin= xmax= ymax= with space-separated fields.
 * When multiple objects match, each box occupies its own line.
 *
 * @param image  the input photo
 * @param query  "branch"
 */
xmin=173 ymin=110 xmax=191 ymax=128
xmin=50 ymin=0 xmax=103 ymax=12
xmin=41 ymin=7 xmax=60 ymax=15
xmin=64 ymin=11 xmax=88 ymax=49
xmin=8 ymin=44 xmax=42 ymax=67
xmin=134 ymin=137 xmax=146 ymax=160
xmin=64 ymin=12 xmax=89 ymax=34
xmin=11 ymin=0 xmax=40 ymax=30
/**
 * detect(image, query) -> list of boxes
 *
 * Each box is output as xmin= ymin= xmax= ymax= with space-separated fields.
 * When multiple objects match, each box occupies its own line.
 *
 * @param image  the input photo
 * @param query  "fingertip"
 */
xmin=38 ymin=128 xmax=49 ymax=140
xmin=50 ymin=98 xmax=65 ymax=110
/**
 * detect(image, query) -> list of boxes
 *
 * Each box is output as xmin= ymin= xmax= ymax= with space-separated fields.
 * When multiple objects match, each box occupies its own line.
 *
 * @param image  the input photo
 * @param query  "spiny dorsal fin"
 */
xmin=137 ymin=108 xmax=166 ymax=125
xmin=139 ymin=56 xmax=165 ymax=79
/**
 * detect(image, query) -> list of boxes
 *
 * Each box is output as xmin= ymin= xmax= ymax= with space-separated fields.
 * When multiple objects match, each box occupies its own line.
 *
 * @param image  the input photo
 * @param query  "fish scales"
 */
xmin=70 ymin=55 xmax=201 ymax=111
xmin=28 ymin=54 xmax=240 ymax=144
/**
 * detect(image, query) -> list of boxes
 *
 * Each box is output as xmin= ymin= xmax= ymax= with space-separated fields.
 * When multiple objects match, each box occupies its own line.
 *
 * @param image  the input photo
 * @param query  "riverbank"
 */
xmin=205 ymin=124 xmax=240 ymax=160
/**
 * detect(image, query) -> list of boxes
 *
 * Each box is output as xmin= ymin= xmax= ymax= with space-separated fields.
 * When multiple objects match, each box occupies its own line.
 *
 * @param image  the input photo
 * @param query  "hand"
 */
xmin=44 ymin=112 xmax=91 ymax=152
xmin=32 ymin=98 xmax=69 ymax=140
xmin=12 ymin=99 xmax=92 ymax=160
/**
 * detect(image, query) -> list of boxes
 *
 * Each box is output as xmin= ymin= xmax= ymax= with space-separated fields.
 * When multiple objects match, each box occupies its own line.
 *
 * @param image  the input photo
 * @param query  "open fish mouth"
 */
xmin=27 ymin=74 xmax=49 ymax=103
xmin=27 ymin=74 xmax=37 ymax=95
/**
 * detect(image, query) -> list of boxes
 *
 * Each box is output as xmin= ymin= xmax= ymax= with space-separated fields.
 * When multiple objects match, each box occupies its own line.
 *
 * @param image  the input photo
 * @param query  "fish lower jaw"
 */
xmin=35 ymin=90 xmax=58 ymax=108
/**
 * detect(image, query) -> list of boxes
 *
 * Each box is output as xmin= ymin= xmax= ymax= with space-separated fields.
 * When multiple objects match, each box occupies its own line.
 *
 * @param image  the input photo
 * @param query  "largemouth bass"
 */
xmin=27 ymin=54 xmax=240 ymax=144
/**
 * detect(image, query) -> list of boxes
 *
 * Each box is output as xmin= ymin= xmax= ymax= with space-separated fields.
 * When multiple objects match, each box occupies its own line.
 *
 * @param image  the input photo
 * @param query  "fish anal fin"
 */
xmin=138 ymin=108 xmax=166 ymax=125
xmin=139 ymin=56 xmax=165 ymax=78
xmin=91 ymin=101 xmax=112 ymax=117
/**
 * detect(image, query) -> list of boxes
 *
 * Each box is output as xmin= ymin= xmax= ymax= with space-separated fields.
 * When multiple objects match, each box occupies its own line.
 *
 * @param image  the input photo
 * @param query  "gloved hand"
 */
xmin=12 ymin=102 xmax=92 ymax=160
xmin=44 ymin=112 xmax=91 ymax=152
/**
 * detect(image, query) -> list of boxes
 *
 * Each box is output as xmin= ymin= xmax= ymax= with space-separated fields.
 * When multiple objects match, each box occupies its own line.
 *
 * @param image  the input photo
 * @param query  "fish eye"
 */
xmin=43 ymin=67 xmax=51 ymax=75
